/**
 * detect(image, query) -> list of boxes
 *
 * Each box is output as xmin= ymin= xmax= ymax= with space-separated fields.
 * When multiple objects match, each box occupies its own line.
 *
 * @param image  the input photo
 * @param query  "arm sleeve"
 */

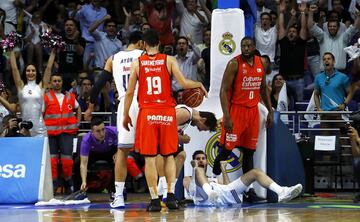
xmin=90 ymin=70 xmax=113 ymax=104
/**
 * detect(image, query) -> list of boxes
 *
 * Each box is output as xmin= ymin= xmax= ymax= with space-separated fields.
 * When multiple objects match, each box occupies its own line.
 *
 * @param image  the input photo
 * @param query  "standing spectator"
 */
xmin=123 ymin=29 xmax=206 ymax=211
xmin=73 ymin=118 xmax=118 ymax=193
xmin=313 ymin=52 xmax=352 ymax=134
xmin=10 ymin=48 xmax=56 ymax=137
xmin=278 ymin=1 xmax=307 ymax=102
xmin=121 ymin=6 xmax=147 ymax=41
xmin=24 ymin=11 xmax=47 ymax=73
xmin=69 ymin=71 xmax=90 ymax=97
xmin=144 ymin=0 xmax=175 ymax=46
xmin=172 ymin=36 xmax=201 ymax=92
xmin=58 ymin=18 xmax=85 ymax=91
xmin=256 ymin=0 xmax=271 ymax=24
xmin=75 ymin=0 xmax=107 ymax=68
xmin=254 ymin=11 xmax=277 ymax=63
xmin=198 ymin=28 xmax=211 ymax=91
xmin=308 ymin=5 xmax=360 ymax=72
xmin=89 ymin=15 xmax=123 ymax=70
xmin=331 ymin=0 xmax=353 ymax=27
xmin=175 ymin=0 xmax=211 ymax=45
xmin=212 ymin=37 xmax=273 ymax=203
xmin=77 ymin=78 xmax=93 ymax=112
xmin=43 ymin=73 xmax=82 ymax=194
xmin=196 ymin=27 xmax=210 ymax=52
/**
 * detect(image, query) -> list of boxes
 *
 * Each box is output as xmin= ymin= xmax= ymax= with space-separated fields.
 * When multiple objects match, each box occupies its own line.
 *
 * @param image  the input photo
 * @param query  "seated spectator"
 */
xmin=77 ymin=77 xmax=93 ymax=112
xmin=270 ymin=74 xmax=294 ymax=110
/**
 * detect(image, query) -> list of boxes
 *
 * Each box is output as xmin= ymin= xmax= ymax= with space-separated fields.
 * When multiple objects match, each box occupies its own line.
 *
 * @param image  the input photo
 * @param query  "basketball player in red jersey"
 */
xmin=123 ymin=29 xmax=207 ymax=212
xmin=212 ymin=37 xmax=273 ymax=202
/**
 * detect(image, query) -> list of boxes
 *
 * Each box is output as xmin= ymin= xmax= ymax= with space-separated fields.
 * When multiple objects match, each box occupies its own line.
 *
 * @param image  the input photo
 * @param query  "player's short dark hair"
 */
xmin=241 ymin=36 xmax=255 ymax=45
xmin=143 ymin=29 xmax=160 ymax=47
xmin=128 ymin=31 xmax=143 ymax=44
xmin=91 ymin=117 xmax=104 ymax=128
xmin=192 ymin=150 xmax=206 ymax=160
xmin=199 ymin=111 xmax=217 ymax=132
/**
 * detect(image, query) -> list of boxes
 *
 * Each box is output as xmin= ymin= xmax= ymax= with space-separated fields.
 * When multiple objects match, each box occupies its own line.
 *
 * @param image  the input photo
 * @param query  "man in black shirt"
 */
xmin=278 ymin=0 xmax=307 ymax=102
xmin=58 ymin=18 xmax=85 ymax=90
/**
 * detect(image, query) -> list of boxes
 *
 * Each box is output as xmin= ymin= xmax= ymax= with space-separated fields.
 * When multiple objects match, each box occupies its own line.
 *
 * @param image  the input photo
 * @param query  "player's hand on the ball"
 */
xmin=199 ymin=83 xmax=208 ymax=97
xmin=123 ymin=115 xmax=133 ymax=131
xmin=182 ymin=134 xmax=191 ymax=144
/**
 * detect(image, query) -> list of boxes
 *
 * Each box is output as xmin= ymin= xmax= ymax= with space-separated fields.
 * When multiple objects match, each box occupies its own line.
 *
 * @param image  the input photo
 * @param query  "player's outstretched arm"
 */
xmin=85 ymin=57 xmax=113 ymax=120
xmin=169 ymin=56 xmax=208 ymax=97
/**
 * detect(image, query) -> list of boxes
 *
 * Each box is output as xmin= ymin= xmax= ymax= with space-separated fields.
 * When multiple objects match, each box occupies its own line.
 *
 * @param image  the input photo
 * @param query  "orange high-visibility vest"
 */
xmin=44 ymin=90 xmax=78 ymax=136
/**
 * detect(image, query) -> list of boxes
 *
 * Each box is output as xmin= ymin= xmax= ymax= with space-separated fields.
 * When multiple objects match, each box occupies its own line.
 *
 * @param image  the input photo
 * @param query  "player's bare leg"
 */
xmin=220 ymin=161 xmax=230 ymax=185
xmin=163 ymin=155 xmax=179 ymax=209
xmin=144 ymin=156 xmax=161 ymax=211
xmin=111 ymin=148 xmax=129 ymax=208
xmin=194 ymin=163 xmax=219 ymax=204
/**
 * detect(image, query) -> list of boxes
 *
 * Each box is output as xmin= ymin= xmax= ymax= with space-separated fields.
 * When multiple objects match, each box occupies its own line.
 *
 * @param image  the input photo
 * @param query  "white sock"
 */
xmin=169 ymin=182 xmax=176 ymax=193
xmin=162 ymin=178 xmax=168 ymax=198
xmin=115 ymin=182 xmax=125 ymax=196
xmin=269 ymin=182 xmax=284 ymax=194
xmin=202 ymin=183 xmax=213 ymax=195
xmin=228 ymin=177 xmax=248 ymax=194
xmin=157 ymin=176 xmax=166 ymax=196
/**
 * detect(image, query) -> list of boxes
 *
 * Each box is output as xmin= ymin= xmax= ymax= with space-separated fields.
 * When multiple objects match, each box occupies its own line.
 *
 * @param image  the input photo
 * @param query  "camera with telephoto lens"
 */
xmin=340 ymin=110 xmax=360 ymax=134
xmin=17 ymin=118 xmax=33 ymax=130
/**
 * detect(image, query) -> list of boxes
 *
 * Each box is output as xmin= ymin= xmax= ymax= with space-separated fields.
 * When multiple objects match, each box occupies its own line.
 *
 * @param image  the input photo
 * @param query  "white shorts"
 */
xmin=210 ymin=182 xmax=243 ymax=205
xmin=117 ymin=96 xmax=139 ymax=148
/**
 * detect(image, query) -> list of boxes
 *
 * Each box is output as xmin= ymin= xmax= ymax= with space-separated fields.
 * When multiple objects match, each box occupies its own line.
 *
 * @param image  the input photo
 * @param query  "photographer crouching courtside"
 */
xmin=0 ymin=114 xmax=32 ymax=137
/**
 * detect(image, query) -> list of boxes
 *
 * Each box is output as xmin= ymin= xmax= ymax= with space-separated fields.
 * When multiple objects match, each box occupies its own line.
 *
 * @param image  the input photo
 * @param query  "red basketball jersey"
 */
xmin=138 ymin=53 xmax=176 ymax=108
xmin=230 ymin=55 xmax=264 ymax=107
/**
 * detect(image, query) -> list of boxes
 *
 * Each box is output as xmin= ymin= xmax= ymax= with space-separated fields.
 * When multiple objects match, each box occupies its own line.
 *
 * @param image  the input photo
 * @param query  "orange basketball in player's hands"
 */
xmin=182 ymin=87 xmax=205 ymax=108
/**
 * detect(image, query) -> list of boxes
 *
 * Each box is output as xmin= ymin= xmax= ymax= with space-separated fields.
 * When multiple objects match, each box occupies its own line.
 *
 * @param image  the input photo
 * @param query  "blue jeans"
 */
xmin=83 ymin=42 xmax=95 ymax=68
xmin=286 ymin=78 xmax=305 ymax=102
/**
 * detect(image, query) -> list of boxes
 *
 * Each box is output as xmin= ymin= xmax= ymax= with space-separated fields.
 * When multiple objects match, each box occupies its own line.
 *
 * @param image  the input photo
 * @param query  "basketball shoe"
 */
xmin=278 ymin=184 xmax=303 ymax=203
xmin=110 ymin=195 xmax=125 ymax=208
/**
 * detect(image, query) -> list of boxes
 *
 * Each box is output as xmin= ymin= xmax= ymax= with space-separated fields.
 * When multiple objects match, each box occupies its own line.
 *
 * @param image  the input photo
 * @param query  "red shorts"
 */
xmin=135 ymin=107 xmax=178 ymax=156
xmin=220 ymin=105 xmax=259 ymax=150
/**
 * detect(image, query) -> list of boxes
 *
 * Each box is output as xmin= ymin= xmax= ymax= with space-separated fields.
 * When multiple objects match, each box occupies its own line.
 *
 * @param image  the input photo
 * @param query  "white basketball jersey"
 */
xmin=176 ymin=104 xmax=193 ymax=132
xmin=112 ymin=49 xmax=143 ymax=99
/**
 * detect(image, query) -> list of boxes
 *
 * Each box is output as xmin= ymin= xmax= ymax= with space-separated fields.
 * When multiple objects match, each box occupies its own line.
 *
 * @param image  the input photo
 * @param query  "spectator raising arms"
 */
xmin=10 ymin=48 xmax=56 ymax=137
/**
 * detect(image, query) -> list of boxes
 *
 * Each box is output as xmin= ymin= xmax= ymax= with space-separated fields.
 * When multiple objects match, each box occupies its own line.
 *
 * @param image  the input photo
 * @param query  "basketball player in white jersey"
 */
xmin=84 ymin=31 xmax=144 ymax=208
xmin=156 ymin=105 xmax=217 ymax=201
xmin=184 ymin=150 xmax=302 ymax=206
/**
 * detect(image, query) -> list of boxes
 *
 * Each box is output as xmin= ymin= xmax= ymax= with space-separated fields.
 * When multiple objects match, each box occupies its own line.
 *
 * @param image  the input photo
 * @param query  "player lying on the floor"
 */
xmin=183 ymin=150 xmax=302 ymax=205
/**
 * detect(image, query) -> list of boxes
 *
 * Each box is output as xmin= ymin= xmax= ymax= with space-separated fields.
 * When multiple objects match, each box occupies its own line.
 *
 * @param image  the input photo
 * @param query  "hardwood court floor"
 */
xmin=1 ymin=193 xmax=360 ymax=222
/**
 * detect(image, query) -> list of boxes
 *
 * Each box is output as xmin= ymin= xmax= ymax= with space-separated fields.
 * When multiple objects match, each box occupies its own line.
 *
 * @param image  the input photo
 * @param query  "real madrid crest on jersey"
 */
xmin=218 ymin=32 xmax=236 ymax=55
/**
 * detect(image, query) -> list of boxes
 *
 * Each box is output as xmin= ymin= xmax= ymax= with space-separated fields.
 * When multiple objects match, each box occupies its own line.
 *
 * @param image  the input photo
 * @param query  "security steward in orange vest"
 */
xmin=43 ymin=73 xmax=82 ymax=194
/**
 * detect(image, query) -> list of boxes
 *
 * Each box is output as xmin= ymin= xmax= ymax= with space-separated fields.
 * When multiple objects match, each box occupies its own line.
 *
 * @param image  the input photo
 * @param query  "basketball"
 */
xmin=182 ymin=87 xmax=204 ymax=108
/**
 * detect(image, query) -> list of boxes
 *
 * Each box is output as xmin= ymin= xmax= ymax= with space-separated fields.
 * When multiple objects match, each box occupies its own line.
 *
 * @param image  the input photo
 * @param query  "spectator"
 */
xmin=172 ymin=36 xmax=202 ymax=91
xmin=254 ymin=11 xmax=277 ymax=63
xmin=121 ymin=6 xmax=147 ymax=41
xmin=43 ymin=73 xmax=82 ymax=194
xmin=77 ymin=77 xmax=93 ymax=112
xmin=58 ymin=18 xmax=85 ymax=91
xmin=331 ymin=0 xmax=353 ymax=27
xmin=69 ymin=71 xmax=90 ymax=96
xmin=198 ymin=28 xmax=211 ymax=91
xmin=196 ymin=27 xmax=210 ymax=52
xmin=313 ymin=52 xmax=352 ymax=135
xmin=0 ymin=87 xmax=17 ymax=134
xmin=10 ymin=48 xmax=56 ymax=137
xmin=256 ymin=0 xmax=271 ymax=24
xmin=308 ymin=5 xmax=360 ymax=72
xmin=75 ymin=0 xmax=107 ymax=68
xmin=175 ymin=0 xmax=211 ymax=45
xmin=24 ymin=11 xmax=47 ymax=73
xmin=144 ymin=0 xmax=175 ymax=46
xmin=270 ymin=73 xmax=293 ymax=110
xmin=278 ymin=1 xmax=307 ymax=102
xmin=140 ymin=22 xmax=151 ymax=33
xmin=73 ymin=118 xmax=118 ymax=193
xmin=89 ymin=15 xmax=123 ymax=70
xmin=269 ymin=10 xmax=278 ymax=27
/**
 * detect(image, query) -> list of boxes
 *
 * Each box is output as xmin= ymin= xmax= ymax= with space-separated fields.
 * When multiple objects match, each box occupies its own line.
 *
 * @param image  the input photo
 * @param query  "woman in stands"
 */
xmin=270 ymin=73 xmax=294 ymax=110
xmin=10 ymin=48 xmax=56 ymax=136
